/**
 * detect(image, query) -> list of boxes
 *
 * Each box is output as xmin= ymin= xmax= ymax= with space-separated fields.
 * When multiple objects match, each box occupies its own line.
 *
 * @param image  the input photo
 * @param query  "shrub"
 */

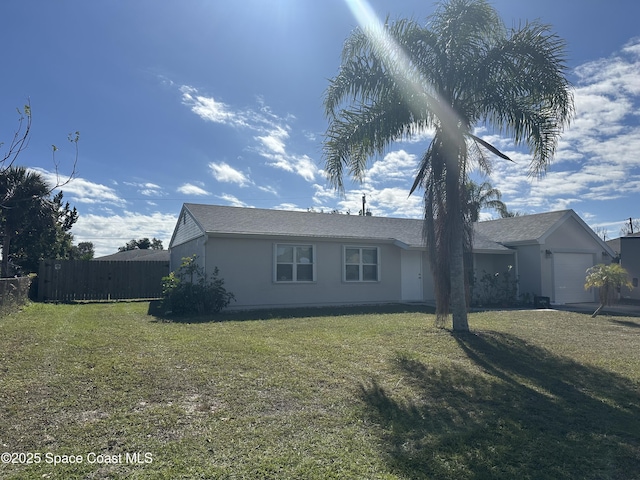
xmin=584 ymin=263 xmax=632 ymax=317
xmin=0 ymin=276 xmax=32 ymax=317
xmin=162 ymin=255 xmax=235 ymax=315
xmin=471 ymin=265 xmax=519 ymax=307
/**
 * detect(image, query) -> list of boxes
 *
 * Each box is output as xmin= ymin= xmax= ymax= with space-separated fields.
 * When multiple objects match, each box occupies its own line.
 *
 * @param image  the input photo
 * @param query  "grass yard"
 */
xmin=1 ymin=302 xmax=639 ymax=479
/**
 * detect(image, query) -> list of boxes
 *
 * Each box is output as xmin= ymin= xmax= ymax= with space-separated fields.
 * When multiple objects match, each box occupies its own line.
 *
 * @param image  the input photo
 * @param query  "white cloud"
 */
xmin=265 ymin=153 xmax=318 ymax=182
xmin=365 ymin=187 xmax=422 ymax=217
xmin=257 ymin=184 xmax=279 ymax=196
xmin=312 ymin=183 xmax=340 ymax=207
xmin=256 ymin=126 xmax=288 ymax=155
xmin=216 ymin=193 xmax=252 ymax=208
xmin=32 ymin=168 xmax=126 ymax=207
xmin=72 ymin=211 xmax=178 ymax=257
xmin=483 ymin=38 xmax=640 ymax=215
xmin=366 ymin=150 xmax=417 ymax=184
xmin=180 ymin=86 xmax=248 ymax=128
xmin=272 ymin=203 xmax=306 ymax=212
xmin=209 ymin=161 xmax=252 ymax=186
xmin=177 ymin=183 xmax=210 ymax=196
xmin=174 ymin=38 xmax=640 ymax=227
xmin=123 ymin=181 xmax=164 ymax=197
xmin=254 ymin=126 xmax=319 ymax=182
xmin=310 ymin=149 xmax=423 ymax=217
xmin=180 ymin=84 xmax=319 ymax=183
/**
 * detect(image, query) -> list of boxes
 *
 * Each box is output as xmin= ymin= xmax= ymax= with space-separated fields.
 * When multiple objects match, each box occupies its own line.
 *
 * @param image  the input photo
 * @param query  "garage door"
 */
xmin=553 ymin=253 xmax=595 ymax=304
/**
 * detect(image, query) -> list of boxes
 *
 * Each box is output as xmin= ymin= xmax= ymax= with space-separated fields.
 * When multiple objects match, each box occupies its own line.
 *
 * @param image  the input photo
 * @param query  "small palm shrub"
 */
xmin=162 ymin=255 xmax=235 ymax=315
xmin=584 ymin=263 xmax=632 ymax=317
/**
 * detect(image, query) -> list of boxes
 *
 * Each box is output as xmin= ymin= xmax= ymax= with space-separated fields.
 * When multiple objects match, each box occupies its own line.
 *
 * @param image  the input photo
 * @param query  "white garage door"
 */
xmin=553 ymin=253 xmax=595 ymax=304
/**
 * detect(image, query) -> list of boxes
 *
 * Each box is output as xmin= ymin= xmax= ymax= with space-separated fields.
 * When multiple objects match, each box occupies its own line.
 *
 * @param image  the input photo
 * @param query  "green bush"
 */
xmin=0 ymin=276 xmax=32 ymax=317
xmin=471 ymin=265 xmax=519 ymax=307
xmin=162 ymin=255 xmax=235 ymax=315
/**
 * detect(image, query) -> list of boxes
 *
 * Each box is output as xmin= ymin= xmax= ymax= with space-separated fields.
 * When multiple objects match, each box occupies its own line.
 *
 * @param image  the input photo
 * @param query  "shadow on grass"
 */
xmin=147 ymin=299 xmax=434 ymax=323
xmin=360 ymin=332 xmax=640 ymax=480
xmin=609 ymin=318 xmax=640 ymax=329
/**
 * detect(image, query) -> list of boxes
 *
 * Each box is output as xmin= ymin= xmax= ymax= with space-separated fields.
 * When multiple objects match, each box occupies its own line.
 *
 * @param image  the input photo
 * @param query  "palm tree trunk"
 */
xmin=443 ymin=128 xmax=469 ymax=333
xmin=591 ymin=303 xmax=604 ymax=318
xmin=450 ymin=231 xmax=469 ymax=331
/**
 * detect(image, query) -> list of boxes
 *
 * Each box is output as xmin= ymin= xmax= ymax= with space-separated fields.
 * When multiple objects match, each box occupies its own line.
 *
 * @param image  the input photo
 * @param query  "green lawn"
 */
xmin=1 ymin=302 xmax=639 ymax=479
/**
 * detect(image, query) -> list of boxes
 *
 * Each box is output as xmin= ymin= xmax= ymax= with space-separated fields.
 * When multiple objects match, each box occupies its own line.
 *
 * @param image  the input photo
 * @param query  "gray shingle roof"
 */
xmin=184 ymin=203 xmax=605 ymax=253
xmin=184 ymin=203 xmax=425 ymax=246
xmin=182 ymin=203 xmax=514 ymax=252
xmin=475 ymin=210 xmax=570 ymax=244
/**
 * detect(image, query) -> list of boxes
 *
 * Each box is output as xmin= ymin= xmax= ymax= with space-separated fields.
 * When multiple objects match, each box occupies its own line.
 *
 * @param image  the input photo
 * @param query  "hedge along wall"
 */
xmin=0 ymin=276 xmax=32 ymax=315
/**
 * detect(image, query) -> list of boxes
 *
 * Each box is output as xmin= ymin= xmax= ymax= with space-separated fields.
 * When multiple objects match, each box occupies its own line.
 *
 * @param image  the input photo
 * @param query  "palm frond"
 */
xmin=468 ymin=133 xmax=512 ymax=161
xmin=472 ymin=21 xmax=574 ymax=174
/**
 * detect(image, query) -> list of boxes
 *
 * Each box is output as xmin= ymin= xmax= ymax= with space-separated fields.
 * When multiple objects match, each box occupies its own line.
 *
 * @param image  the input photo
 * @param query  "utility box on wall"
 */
xmin=534 ymin=295 xmax=550 ymax=308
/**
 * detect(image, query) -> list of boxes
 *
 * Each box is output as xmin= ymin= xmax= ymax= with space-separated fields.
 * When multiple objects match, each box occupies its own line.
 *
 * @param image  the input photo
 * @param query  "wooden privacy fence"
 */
xmin=38 ymin=260 xmax=170 ymax=302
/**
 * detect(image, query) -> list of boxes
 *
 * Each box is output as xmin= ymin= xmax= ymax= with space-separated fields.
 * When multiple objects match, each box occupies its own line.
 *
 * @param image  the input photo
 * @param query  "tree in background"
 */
xmin=151 ymin=238 xmax=163 ymax=250
xmin=15 ymin=191 xmax=79 ymax=272
xmin=118 ymin=237 xmax=164 ymax=252
xmin=620 ymin=218 xmax=640 ymax=236
xmin=323 ymin=0 xmax=573 ymax=331
xmin=501 ymin=210 xmax=524 ymax=218
xmin=0 ymin=167 xmax=80 ymax=276
xmin=70 ymin=242 xmax=94 ymax=260
xmin=592 ymin=226 xmax=608 ymax=242
xmin=464 ymin=180 xmax=508 ymax=223
xmin=584 ymin=263 xmax=632 ymax=317
xmin=0 ymin=167 xmax=49 ymax=276
xmin=1 ymin=102 xmax=80 ymax=276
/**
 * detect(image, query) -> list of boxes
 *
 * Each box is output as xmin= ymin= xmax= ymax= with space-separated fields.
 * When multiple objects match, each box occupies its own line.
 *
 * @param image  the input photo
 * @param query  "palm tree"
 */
xmin=323 ymin=0 xmax=573 ymax=331
xmin=465 ymin=180 xmax=508 ymax=223
xmin=584 ymin=263 xmax=632 ymax=318
xmin=0 ymin=166 xmax=51 ymax=277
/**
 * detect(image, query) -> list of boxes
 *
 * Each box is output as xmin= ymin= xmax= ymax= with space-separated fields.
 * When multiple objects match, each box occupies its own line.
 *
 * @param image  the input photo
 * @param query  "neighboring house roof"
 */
xmin=609 ymin=233 xmax=640 ymax=255
xmin=607 ymin=238 xmax=621 ymax=256
xmin=94 ymin=249 xmax=170 ymax=261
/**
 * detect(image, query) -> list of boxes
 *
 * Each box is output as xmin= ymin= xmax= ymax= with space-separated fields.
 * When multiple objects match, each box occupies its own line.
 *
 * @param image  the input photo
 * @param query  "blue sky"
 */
xmin=2 ymin=0 xmax=639 ymax=256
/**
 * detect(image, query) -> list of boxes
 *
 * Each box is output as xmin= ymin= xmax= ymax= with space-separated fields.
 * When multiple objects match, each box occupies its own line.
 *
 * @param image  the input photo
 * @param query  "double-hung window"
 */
xmin=275 ymin=244 xmax=315 ymax=282
xmin=344 ymin=246 xmax=379 ymax=282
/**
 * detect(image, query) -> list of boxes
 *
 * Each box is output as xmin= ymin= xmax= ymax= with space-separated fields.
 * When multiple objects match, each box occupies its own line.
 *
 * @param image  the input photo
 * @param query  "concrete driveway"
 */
xmin=558 ymin=302 xmax=640 ymax=318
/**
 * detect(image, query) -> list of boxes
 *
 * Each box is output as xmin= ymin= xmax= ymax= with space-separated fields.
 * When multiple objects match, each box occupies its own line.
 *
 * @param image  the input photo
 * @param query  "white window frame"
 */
xmin=343 ymin=246 xmax=380 ymax=282
xmin=274 ymin=244 xmax=316 ymax=283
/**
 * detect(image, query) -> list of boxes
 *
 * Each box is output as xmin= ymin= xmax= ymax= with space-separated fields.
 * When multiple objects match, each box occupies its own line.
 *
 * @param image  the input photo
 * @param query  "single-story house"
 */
xmin=476 ymin=210 xmax=615 ymax=304
xmin=168 ymin=204 xmax=615 ymax=310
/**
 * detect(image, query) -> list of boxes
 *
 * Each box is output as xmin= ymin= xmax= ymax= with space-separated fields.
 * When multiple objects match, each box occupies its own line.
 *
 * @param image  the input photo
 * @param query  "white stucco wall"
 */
xmin=203 ymin=235 xmax=404 ymax=309
xmin=170 ymin=236 xmax=206 ymax=273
